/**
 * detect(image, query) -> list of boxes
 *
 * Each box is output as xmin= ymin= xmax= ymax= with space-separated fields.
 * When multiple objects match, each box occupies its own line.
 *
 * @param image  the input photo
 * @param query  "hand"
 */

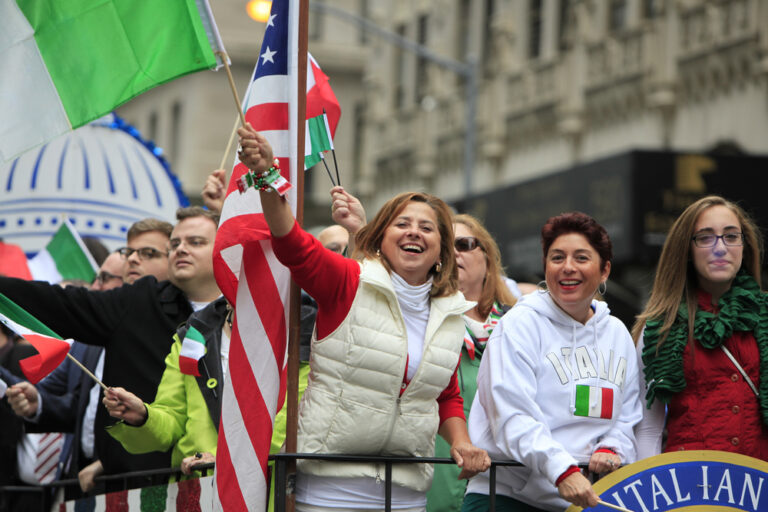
xmin=103 ymin=387 xmax=147 ymax=426
xmin=450 ymin=441 xmax=491 ymax=480
xmin=330 ymin=186 xmax=366 ymax=235
xmin=237 ymin=123 xmax=274 ymax=173
xmin=589 ymin=450 xmax=622 ymax=475
xmin=202 ymin=169 xmax=227 ymax=213
xmin=557 ymin=471 xmax=599 ymax=509
xmin=181 ymin=452 xmax=216 ymax=475
xmin=78 ymin=459 xmax=103 ymax=493
xmin=6 ymin=381 xmax=39 ymax=418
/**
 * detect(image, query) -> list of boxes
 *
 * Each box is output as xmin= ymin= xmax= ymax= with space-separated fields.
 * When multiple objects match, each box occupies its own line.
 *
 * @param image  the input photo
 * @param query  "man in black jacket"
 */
xmin=0 ymin=207 xmax=221 ymax=482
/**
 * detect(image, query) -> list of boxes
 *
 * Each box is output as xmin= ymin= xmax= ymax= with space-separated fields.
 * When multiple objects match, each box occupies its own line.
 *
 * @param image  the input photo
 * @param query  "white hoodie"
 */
xmin=466 ymin=291 xmax=643 ymax=511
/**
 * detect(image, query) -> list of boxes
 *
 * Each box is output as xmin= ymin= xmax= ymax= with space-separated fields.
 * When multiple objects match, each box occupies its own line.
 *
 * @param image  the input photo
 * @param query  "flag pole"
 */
xmin=66 ymin=352 xmax=107 ymax=391
xmin=323 ymin=108 xmax=341 ymax=186
xmin=219 ymin=115 xmax=241 ymax=170
xmin=216 ymin=51 xmax=247 ymax=127
xmin=321 ymin=158 xmax=337 ymax=187
xmin=285 ymin=1 xmax=309 ymax=510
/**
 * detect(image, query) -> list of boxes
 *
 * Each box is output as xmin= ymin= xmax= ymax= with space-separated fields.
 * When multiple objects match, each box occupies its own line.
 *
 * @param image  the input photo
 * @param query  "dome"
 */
xmin=0 ymin=114 xmax=188 ymax=254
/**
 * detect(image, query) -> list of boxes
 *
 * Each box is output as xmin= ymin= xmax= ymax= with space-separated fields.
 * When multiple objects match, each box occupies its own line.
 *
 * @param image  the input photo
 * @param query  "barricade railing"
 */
xmin=1 ymin=455 xmax=600 ymax=511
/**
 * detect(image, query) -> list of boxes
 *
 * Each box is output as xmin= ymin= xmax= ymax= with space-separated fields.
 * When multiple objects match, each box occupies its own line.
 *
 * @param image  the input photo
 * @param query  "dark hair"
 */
xmin=176 ymin=206 xmax=220 ymax=228
xmin=82 ymin=237 xmax=109 ymax=266
xmin=127 ymin=218 xmax=173 ymax=242
xmin=541 ymin=212 xmax=612 ymax=271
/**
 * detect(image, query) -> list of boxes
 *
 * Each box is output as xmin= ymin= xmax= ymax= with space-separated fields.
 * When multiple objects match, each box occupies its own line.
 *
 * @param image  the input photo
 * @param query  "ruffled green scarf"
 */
xmin=642 ymin=272 xmax=768 ymax=425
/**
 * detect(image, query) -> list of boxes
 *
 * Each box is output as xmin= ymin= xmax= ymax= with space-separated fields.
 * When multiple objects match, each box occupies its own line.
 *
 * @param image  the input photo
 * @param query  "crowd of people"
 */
xmin=0 ymin=123 xmax=765 ymax=512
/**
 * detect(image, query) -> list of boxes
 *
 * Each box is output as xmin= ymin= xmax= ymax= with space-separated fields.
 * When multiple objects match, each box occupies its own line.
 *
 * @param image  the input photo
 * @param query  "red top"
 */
xmin=664 ymin=289 xmax=768 ymax=458
xmin=272 ymin=221 xmax=465 ymax=424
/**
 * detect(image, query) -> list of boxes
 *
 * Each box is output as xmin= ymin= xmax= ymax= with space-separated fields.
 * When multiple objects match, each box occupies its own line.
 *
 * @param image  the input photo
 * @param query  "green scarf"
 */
xmin=642 ymin=272 xmax=768 ymax=425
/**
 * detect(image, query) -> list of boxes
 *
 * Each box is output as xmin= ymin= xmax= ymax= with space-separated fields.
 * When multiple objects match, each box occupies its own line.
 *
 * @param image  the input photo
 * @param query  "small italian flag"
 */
xmin=574 ymin=384 xmax=614 ymax=419
xmin=27 ymin=219 xmax=98 ymax=284
xmin=304 ymin=113 xmax=334 ymax=169
xmin=0 ymin=293 xmax=72 ymax=384
xmin=178 ymin=326 xmax=206 ymax=377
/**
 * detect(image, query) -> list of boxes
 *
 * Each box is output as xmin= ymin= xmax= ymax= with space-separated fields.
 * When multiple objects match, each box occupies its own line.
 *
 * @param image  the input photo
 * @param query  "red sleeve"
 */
xmin=436 ymin=368 xmax=465 ymax=425
xmin=271 ymin=221 xmax=359 ymax=339
xmin=555 ymin=466 xmax=581 ymax=486
xmin=594 ymin=448 xmax=617 ymax=455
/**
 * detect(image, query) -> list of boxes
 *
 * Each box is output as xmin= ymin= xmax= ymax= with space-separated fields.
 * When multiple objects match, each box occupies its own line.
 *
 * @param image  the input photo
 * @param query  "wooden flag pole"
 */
xmin=216 ymin=51 xmax=247 ymax=127
xmin=285 ymin=1 xmax=309 ymax=511
xmin=219 ymin=115 xmax=241 ymax=170
xmin=66 ymin=352 xmax=107 ymax=391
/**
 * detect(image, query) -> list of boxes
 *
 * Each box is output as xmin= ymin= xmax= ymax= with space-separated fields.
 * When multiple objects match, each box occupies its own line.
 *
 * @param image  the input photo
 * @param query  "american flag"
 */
xmin=212 ymin=0 xmax=339 ymax=509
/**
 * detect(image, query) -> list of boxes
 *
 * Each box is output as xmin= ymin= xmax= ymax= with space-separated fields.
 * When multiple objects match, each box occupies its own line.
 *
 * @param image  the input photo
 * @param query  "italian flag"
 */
xmin=304 ymin=113 xmax=334 ymax=169
xmin=574 ymin=384 xmax=614 ymax=419
xmin=178 ymin=326 xmax=206 ymax=377
xmin=0 ymin=293 xmax=72 ymax=384
xmin=27 ymin=219 xmax=98 ymax=284
xmin=0 ymin=0 xmax=226 ymax=162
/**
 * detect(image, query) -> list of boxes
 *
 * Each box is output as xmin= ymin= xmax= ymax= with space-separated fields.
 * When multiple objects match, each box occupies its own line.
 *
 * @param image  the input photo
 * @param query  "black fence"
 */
xmin=2 ymin=454 xmax=600 ymax=511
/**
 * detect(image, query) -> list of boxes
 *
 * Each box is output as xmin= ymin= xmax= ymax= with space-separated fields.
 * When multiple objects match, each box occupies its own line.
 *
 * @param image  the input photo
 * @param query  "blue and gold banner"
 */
xmin=567 ymin=451 xmax=768 ymax=512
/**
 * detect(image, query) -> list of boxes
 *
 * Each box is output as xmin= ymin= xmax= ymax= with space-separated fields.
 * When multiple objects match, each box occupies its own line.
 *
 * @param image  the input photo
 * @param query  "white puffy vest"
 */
xmin=297 ymin=259 xmax=472 ymax=492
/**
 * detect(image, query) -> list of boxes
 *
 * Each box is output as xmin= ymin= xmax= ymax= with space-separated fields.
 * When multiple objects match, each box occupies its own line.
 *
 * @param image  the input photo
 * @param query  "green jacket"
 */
xmin=106 ymin=298 xmax=229 ymax=474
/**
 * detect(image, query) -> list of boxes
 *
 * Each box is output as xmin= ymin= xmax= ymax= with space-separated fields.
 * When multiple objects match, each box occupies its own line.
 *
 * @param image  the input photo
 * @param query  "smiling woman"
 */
xmin=236 ymin=123 xmax=490 ymax=512
xmin=633 ymin=196 xmax=768 ymax=461
xmin=464 ymin=211 xmax=642 ymax=512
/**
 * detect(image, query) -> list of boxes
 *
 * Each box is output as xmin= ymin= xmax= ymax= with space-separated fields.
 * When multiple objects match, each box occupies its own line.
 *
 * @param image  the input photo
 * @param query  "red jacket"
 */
xmin=665 ymin=291 xmax=768 ymax=459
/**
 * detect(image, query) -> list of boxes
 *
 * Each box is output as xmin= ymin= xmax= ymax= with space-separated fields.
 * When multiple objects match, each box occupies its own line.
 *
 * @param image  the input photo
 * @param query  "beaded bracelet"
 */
xmin=236 ymin=158 xmax=288 ymax=194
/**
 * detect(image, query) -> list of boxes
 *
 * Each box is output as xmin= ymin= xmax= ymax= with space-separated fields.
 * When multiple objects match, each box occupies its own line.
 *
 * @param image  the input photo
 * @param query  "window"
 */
xmin=310 ymin=0 xmax=324 ymax=41
xmin=608 ymin=0 xmax=627 ymax=33
xmin=456 ymin=0 xmax=471 ymax=60
xmin=416 ymin=15 xmax=428 ymax=102
xmin=529 ymin=0 xmax=543 ymax=59
xmin=394 ymin=24 xmax=407 ymax=109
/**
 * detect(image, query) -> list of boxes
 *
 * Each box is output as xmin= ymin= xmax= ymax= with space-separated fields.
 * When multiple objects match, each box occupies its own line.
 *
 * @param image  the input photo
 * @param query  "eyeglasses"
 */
xmin=454 ymin=236 xmax=481 ymax=252
xmin=117 ymin=246 xmax=167 ymax=260
xmin=95 ymin=271 xmax=122 ymax=285
xmin=691 ymin=232 xmax=744 ymax=248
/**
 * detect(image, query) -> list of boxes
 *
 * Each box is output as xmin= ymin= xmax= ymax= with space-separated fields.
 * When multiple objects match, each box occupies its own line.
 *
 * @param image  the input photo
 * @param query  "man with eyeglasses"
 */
xmin=0 ymin=208 xmax=222 ymax=486
xmin=118 ymin=218 xmax=173 ymax=284
xmin=91 ymin=251 xmax=126 ymax=291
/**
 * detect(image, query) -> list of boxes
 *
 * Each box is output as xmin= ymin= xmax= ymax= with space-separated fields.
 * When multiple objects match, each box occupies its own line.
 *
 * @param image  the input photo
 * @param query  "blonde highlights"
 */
xmin=353 ymin=192 xmax=459 ymax=297
xmin=454 ymin=214 xmax=516 ymax=317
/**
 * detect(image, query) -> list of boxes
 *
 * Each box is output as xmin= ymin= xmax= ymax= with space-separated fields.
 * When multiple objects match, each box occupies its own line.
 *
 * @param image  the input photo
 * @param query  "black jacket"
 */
xmin=0 ymin=276 xmax=193 ymax=475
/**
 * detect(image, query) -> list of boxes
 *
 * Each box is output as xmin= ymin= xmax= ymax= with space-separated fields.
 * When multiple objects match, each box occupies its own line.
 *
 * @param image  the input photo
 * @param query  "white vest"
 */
xmin=297 ymin=259 xmax=472 ymax=492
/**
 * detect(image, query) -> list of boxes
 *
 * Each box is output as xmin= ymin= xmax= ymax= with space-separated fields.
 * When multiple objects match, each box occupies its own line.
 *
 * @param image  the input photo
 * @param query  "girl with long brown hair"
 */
xmin=634 ymin=195 xmax=768 ymax=459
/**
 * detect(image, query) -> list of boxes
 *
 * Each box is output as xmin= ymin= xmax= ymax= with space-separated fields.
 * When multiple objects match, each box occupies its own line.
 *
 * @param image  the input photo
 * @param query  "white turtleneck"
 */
xmin=390 ymin=272 xmax=432 ymax=381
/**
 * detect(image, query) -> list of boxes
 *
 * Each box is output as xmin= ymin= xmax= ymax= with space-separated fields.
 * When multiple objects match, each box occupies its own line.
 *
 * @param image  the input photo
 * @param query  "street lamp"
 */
xmin=246 ymin=0 xmax=273 ymax=23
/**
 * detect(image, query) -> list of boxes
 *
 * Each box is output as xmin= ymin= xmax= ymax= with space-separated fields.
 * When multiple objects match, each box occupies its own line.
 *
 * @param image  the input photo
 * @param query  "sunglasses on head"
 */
xmin=454 ymin=236 xmax=481 ymax=252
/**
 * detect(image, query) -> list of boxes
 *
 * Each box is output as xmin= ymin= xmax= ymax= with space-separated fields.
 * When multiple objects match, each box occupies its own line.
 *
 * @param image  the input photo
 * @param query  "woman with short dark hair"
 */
xmin=464 ymin=212 xmax=642 ymax=512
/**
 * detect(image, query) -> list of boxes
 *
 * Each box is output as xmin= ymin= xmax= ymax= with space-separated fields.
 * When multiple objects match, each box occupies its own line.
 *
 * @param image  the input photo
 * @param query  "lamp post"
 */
xmin=308 ymin=2 xmax=479 ymax=196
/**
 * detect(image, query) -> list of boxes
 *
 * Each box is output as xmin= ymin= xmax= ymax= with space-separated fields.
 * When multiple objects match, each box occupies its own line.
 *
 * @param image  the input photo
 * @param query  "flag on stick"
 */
xmin=0 ymin=0 xmax=226 ymax=162
xmin=179 ymin=326 xmax=207 ymax=377
xmin=304 ymin=113 xmax=334 ymax=169
xmin=27 ymin=218 xmax=98 ymax=284
xmin=0 ymin=293 xmax=71 ymax=384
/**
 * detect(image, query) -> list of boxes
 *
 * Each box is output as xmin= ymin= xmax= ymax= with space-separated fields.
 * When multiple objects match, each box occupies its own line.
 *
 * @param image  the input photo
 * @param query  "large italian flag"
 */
xmin=0 ymin=0 xmax=226 ymax=162
xmin=0 ymin=292 xmax=72 ymax=384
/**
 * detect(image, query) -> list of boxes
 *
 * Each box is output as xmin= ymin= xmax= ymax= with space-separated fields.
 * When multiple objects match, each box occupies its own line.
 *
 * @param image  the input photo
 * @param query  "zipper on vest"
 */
xmin=380 ymin=397 xmax=402 ymax=453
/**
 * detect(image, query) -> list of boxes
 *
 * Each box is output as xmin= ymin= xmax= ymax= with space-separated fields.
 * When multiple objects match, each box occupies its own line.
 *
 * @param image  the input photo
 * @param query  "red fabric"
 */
xmin=664 ymin=289 xmax=768 ymax=459
xmin=18 ymin=334 xmax=71 ymax=384
xmin=272 ymin=222 xmax=465 ymax=423
xmin=105 ymin=490 xmax=128 ymax=512
xmin=594 ymin=448 xmax=616 ymax=455
xmin=177 ymin=478 xmax=202 ymax=512
xmin=0 ymin=242 xmax=32 ymax=280
xmin=555 ymin=466 xmax=580 ymax=486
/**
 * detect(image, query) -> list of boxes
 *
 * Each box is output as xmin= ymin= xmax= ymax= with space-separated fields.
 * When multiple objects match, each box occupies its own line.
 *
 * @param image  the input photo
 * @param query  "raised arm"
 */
xmin=237 ymin=123 xmax=294 ymax=237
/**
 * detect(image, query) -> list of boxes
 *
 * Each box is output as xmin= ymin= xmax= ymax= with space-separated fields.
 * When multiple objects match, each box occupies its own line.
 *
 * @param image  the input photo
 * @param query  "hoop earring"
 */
xmin=435 ymin=261 xmax=442 ymax=273
xmin=537 ymin=280 xmax=548 ymax=293
xmin=598 ymin=281 xmax=607 ymax=296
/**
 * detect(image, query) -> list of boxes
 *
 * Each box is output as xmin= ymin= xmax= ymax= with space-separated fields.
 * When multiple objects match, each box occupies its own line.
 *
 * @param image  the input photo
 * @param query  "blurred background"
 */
xmin=4 ymin=0 xmax=768 ymax=324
